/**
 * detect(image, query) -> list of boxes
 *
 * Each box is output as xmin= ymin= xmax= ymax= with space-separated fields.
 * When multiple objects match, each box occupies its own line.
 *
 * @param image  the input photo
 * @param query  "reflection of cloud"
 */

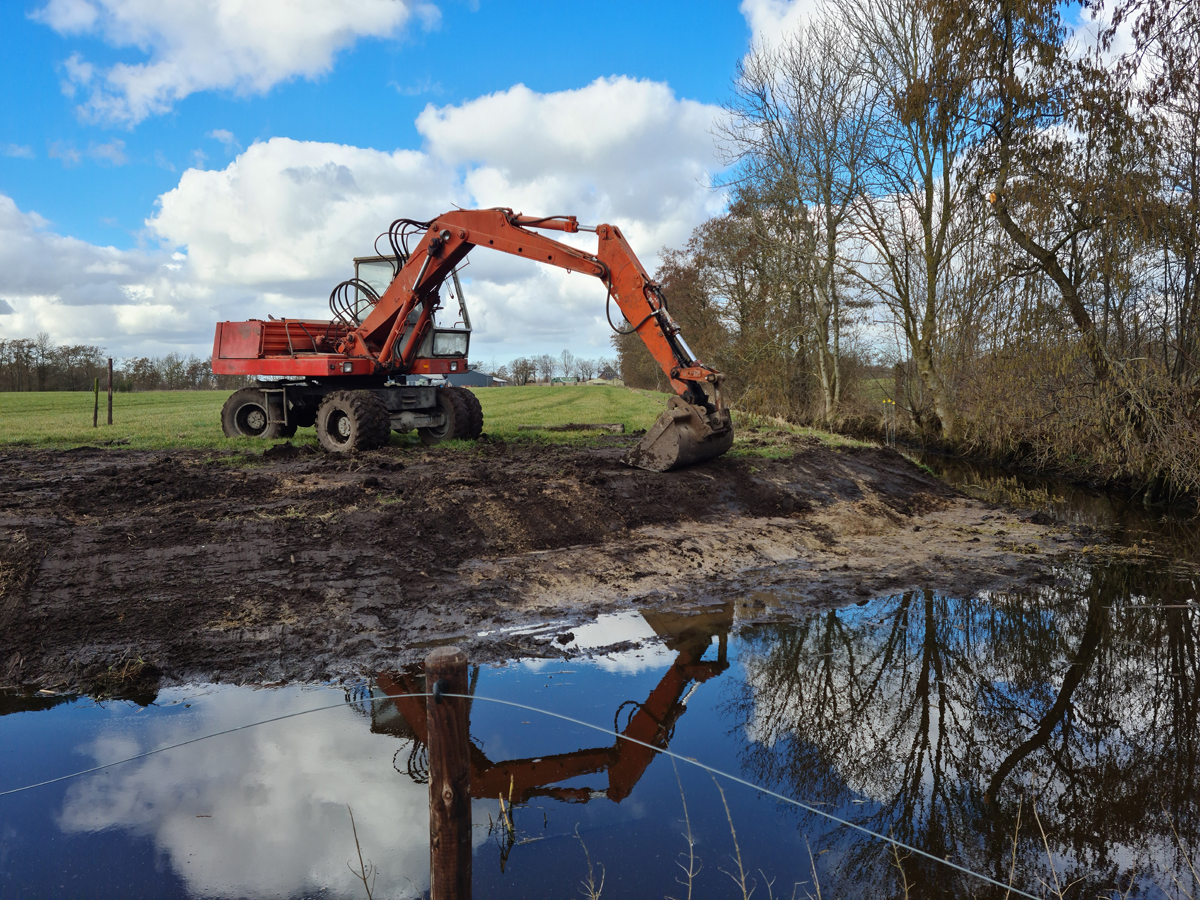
xmin=57 ymin=685 xmax=431 ymax=898
xmin=521 ymin=612 xmax=680 ymax=675
xmin=565 ymin=611 xmax=659 ymax=649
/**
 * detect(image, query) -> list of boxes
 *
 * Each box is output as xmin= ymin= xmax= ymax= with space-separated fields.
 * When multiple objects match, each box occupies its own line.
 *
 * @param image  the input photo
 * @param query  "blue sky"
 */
xmin=0 ymin=0 xmax=806 ymax=363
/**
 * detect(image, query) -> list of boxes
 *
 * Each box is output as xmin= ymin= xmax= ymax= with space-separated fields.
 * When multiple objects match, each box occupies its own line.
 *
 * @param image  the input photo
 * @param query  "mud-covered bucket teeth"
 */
xmin=624 ymin=398 xmax=734 ymax=472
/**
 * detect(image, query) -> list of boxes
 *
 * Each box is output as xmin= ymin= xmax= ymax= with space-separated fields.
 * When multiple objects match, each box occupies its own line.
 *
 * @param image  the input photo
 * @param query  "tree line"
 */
xmin=614 ymin=0 xmax=1200 ymax=501
xmin=0 ymin=335 xmax=251 ymax=392
xmin=488 ymin=350 xmax=618 ymax=385
xmin=0 ymin=333 xmax=617 ymax=392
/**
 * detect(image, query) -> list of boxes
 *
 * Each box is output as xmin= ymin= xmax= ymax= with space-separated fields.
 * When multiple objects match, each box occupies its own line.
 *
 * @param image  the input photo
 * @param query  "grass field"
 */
xmin=0 ymin=385 xmax=666 ymax=451
xmin=0 ymin=384 xmax=863 ymax=454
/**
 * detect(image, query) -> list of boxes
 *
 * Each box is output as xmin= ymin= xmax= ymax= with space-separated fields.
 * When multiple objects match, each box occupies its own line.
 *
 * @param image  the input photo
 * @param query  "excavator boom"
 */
xmin=354 ymin=209 xmax=732 ymax=471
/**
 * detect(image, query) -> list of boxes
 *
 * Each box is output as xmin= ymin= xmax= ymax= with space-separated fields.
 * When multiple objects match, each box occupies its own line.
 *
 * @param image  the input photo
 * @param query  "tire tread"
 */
xmin=450 ymin=387 xmax=484 ymax=440
xmin=316 ymin=390 xmax=390 ymax=452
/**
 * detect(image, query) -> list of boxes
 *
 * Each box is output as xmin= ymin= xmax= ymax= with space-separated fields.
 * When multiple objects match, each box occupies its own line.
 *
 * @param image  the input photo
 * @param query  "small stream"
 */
xmin=2 ymin=464 xmax=1198 ymax=899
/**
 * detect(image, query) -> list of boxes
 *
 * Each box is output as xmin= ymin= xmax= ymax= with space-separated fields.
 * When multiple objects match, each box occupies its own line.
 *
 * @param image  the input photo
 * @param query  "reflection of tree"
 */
xmin=725 ymin=559 xmax=1200 ymax=899
xmin=982 ymin=593 xmax=1104 ymax=806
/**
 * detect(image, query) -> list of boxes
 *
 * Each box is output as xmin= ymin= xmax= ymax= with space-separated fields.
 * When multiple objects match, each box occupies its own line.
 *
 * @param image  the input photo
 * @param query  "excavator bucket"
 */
xmin=625 ymin=396 xmax=735 ymax=472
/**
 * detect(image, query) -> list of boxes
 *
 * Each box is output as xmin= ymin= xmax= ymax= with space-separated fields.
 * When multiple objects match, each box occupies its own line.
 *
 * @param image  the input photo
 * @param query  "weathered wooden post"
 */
xmin=425 ymin=646 xmax=471 ymax=900
xmin=93 ymin=377 xmax=99 ymax=427
xmin=106 ymin=358 xmax=113 ymax=425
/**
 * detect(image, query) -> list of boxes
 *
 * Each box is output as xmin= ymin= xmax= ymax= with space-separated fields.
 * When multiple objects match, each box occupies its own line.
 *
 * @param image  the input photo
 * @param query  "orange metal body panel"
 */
xmin=214 ymin=321 xmax=263 ymax=360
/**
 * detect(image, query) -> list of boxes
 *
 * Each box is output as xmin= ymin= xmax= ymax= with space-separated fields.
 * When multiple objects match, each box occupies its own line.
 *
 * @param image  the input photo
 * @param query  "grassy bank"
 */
xmin=0 ymin=386 xmax=862 ymax=456
xmin=0 ymin=385 xmax=865 ymax=456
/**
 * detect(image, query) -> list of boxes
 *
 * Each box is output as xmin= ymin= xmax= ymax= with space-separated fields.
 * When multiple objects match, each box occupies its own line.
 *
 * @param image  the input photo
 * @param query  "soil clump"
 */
xmin=0 ymin=438 xmax=1086 ymax=693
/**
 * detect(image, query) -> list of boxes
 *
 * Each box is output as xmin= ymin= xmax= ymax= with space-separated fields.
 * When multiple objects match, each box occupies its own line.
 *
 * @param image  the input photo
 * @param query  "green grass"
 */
xmin=858 ymin=375 xmax=896 ymax=406
xmin=0 ymin=391 xmax=275 ymax=451
xmin=0 ymin=385 xmax=861 ymax=456
xmin=0 ymin=385 xmax=667 ymax=451
xmin=475 ymin=384 xmax=665 ymax=433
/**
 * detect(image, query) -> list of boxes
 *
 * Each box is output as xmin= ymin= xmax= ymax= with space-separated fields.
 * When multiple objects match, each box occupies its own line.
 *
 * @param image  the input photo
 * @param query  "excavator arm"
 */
xmin=348 ymin=208 xmax=733 ymax=470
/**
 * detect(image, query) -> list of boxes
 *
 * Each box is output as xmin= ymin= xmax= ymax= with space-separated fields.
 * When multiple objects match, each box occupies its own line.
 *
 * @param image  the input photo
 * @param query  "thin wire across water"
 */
xmin=0 ymin=690 xmax=1041 ymax=900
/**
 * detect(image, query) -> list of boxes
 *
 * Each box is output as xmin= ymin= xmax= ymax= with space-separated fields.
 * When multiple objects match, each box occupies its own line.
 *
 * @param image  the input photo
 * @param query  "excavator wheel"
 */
xmin=221 ymin=388 xmax=296 ymax=440
xmin=315 ymin=390 xmax=391 ymax=453
xmin=418 ymin=388 xmax=468 ymax=446
xmin=448 ymin=386 xmax=484 ymax=439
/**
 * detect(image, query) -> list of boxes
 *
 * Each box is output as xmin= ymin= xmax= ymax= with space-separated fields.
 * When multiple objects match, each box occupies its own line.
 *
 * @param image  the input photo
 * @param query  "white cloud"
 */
xmin=48 ymin=141 xmax=83 ymax=166
xmin=89 ymin=138 xmax=128 ymax=165
xmin=149 ymin=137 xmax=455 ymax=290
xmin=46 ymin=138 xmax=129 ymax=167
xmin=739 ymin=0 xmax=821 ymax=49
xmin=57 ymin=686 xmax=434 ymax=898
xmin=33 ymin=0 xmax=440 ymax=126
xmin=0 ymin=195 xmax=210 ymax=355
xmin=32 ymin=0 xmax=98 ymax=32
xmin=207 ymin=128 xmax=241 ymax=154
xmin=0 ymin=77 xmax=726 ymax=362
xmin=412 ymin=77 xmax=727 ymax=355
xmin=3 ymin=144 xmax=35 ymax=159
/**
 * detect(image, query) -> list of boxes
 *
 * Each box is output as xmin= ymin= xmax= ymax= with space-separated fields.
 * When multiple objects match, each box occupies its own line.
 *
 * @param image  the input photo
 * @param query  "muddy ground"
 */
xmin=0 ymin=435 xmax=1090 ymax=694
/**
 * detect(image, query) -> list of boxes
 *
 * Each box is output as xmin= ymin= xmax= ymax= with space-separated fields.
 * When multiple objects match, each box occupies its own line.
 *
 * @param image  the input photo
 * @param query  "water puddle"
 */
xmin=5 ymin=553 xmax=1199 ymax=899
xmin=4 ymin=454 xmax=1198 ymax=898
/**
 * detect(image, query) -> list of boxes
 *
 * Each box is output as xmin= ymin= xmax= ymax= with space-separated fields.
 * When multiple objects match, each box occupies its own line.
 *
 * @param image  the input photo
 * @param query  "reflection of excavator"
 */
xmin=357 ymin=605 xmax=731 ymax=805
xmin=211 ymin=208 xmax=733 ymax=471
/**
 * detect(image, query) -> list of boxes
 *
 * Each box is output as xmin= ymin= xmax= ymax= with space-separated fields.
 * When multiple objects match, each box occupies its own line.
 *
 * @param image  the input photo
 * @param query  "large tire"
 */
xmin=221 ymin=389 xmax=295 ymax=439
xmin=449 ymin=387 xmax=484 ymax=440
xmin=418 ymin=388 xmax=468 ymax=446
xmin=315 ymin=390 xmax=391 ymax=453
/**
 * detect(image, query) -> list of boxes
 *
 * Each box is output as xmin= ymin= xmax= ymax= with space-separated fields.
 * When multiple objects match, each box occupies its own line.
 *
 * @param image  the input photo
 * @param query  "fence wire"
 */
xmin=0 ymin=689 xmax=1041 ymax=900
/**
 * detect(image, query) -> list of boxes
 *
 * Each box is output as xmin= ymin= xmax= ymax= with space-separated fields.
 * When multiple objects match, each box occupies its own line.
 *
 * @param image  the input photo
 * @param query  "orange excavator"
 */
xmin=210 ymin=208 xmax=733 ymax=471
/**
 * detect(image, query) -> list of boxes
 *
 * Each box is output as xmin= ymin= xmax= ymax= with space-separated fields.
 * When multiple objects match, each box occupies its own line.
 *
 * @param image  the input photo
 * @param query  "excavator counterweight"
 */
xmin=211 ymin=208 xmax=734 ymax=471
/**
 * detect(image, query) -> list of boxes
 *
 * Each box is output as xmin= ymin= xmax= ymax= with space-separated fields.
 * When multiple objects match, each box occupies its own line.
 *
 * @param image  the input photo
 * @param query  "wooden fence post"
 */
xmin=93 ymin=377 xmax=99 ymax=428
xmin=107 ymin=359 xmax=113 ymax=425
xmin=425 ymin=646 xmax=471 ymax=900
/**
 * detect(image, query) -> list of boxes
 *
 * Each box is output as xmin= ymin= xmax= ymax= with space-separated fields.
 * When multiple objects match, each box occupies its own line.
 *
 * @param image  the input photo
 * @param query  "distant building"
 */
xmin=598 ymin=365 xmax=618 ymax=381
xmin=446 ymin=365 xmax=496 ymax=388
xmin=550 ymin=376 xmax=580 ymax=385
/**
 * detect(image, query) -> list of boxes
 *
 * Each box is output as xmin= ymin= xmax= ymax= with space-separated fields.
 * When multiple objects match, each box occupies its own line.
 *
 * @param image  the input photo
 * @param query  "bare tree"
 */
xmin=846 ymin=0 xmax=981 ymax=440
xmin=509 ymin=357 xmax=536 ymax=385
xmin=722 ymin=11 xmax=874 ymax=424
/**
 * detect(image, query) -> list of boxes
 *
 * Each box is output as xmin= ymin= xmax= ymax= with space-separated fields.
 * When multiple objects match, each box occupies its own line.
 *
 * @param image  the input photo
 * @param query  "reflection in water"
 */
xmin=367 ymin=604 xmax=732 ymax=805
xmin=54 ymin=687 xmax=432 ymax=899
xmin=731 ymin=558 xmax=1199 ymax=898
xmin=3 ymin=565 xmax=1197 ymax=898
xmin=2 ymin=606 xmax=735 ymax=898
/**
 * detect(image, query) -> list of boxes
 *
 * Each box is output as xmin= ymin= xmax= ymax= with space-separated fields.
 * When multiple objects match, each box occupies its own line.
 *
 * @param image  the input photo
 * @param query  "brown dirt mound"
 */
xmin=0 ymin=440 xmax=1078 ymax=692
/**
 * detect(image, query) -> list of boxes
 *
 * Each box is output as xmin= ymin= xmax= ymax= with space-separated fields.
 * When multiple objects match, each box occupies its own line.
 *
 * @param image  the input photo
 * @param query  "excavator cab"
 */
xmin=353 ymin=255 xmax=472 ymax=364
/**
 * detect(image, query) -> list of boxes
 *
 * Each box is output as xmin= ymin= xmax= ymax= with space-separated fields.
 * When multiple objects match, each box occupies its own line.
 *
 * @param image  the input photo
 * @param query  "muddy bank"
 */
xmin=0 ymin=438 xmax=1087 ymax=693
